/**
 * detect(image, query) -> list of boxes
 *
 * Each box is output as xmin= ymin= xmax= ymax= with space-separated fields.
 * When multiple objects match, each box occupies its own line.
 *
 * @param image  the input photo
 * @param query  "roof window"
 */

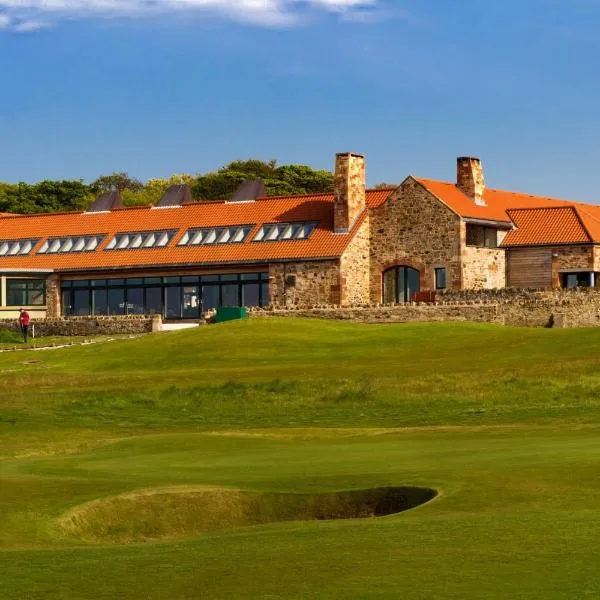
xmin=177 ymin=226 xmax=253 ymax=246
xmin=0 ymin=238 xmax=40 ymax=256
xmin=105 ymin=230 xmax=176 ymax=251
xmin=253 ymin=222 xmax=317 ymax=242
xmin=38 ymin=235 xmax=106 ymax=255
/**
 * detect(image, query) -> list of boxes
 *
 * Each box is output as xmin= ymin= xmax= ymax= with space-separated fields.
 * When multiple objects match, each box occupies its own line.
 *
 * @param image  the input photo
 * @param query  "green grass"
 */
xmin=3 ymin=319 xmax=600 ymax=598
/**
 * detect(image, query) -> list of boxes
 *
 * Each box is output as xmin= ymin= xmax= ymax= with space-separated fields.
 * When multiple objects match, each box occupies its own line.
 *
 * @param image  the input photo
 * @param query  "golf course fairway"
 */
xmin=2 ymin=318 xmax=600 ymax=599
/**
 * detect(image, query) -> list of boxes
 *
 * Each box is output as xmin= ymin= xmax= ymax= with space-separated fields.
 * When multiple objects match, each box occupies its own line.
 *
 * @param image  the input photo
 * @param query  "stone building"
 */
xmin=1 ymin=152 xmax=600 ymax=320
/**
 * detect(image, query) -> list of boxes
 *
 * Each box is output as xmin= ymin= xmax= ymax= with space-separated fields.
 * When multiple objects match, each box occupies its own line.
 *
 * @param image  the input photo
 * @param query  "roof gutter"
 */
xmin=0 ymin=268 xmax=54 ymax=274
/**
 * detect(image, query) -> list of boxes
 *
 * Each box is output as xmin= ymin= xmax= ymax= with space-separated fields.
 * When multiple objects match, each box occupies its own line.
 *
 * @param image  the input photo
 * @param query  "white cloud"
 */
xmin=0 ymin=0 xmax=383 ymax=31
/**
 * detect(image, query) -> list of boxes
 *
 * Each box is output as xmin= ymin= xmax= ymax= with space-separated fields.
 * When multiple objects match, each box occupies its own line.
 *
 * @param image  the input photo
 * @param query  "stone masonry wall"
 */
xmin=251 ymin=288 xmax=600 ymax=328
xmin=369 ymin=177 xmax=462 ymax=301
xmin=46 ymin=274 xmax=61 ymax=318
xmin=461 ymin=222 xmax=506 ymax=289
xmin=552 ymin=245 xmax=594 ymax=287
xmin=339 ymin=215 xmax=371 ymax=305
xmin=0 ymin=315 xmax=155 ymax=336
xmin=334 ymin=153 xmax=366 ymax=233
xmin=269 ymin=260 xmax=341 ymax=308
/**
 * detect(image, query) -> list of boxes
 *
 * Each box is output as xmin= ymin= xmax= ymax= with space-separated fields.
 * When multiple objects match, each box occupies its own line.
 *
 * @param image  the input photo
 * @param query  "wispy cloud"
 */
xmin=0 ymin=0 xmax=383 ymax=32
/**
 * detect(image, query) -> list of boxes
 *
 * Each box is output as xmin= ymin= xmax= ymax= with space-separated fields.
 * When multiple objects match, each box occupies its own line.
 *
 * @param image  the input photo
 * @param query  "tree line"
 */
xmin=0 ymin=160 xmax=337 ymax=215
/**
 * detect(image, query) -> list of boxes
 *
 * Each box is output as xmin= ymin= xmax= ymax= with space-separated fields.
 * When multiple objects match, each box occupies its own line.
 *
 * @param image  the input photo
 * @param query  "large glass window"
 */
xmin=165 ymin=287 xmax=181 ymax=319
xmin=60 ymin=273 xmax=269 ymax=318
xmin=92 ymin=289 xmax=109 ymax=315
xmin=127 ymin=288 xmax=145 ymax=315
xmin=561 ymin=272 xmax=596 ymax=288
xmin=202 ymin=285 xmax=219 ymax=310
xmin=73 ymin=289 xmax=91 ymax=316
xmin=383 ymin=267 xmax=420 ymax=303
xmin=6 ymin=279 xmax=46 ymax=306
xmin=107 ymin=288 xmax=125 ymax=315
xmin=145 ymin=287 xmax=163 ymax=315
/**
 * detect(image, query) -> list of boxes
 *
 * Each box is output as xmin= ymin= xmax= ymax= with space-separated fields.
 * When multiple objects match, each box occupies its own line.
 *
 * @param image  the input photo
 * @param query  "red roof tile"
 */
xmin=501 ymin=207 xmax=591 ymax=246
xmin=415 ymin=178 xmax=578 ymax=223
xmin=0 ymin=189 xmax=393 ymax=272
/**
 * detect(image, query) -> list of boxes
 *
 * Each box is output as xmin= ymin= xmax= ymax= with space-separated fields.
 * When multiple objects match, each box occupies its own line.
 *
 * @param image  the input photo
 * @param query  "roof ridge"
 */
xmin=416 ymin=176 xmax=600 ymax=207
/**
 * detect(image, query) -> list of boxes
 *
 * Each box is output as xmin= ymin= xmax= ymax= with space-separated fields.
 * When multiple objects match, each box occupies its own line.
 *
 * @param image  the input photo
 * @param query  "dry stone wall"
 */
xmin=251 ymin=288 xmax=600 ymax=328
xmin=0 ymin=315 xmax=156 ymax=336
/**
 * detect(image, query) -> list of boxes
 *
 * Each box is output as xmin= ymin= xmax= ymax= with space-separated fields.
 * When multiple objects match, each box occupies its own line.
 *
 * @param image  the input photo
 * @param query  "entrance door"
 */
xmin=383 ymin=266 xmax=421 ymax=303
xmin=182 ymin=286 xmax=201 ymax=319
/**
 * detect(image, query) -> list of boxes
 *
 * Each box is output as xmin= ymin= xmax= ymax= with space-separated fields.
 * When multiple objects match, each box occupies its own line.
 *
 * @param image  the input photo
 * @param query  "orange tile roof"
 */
xmin=415 ymin=178 xmax=577 ymax=223
xmin=501 ymin=207 xmax=591 ymax=246
xmin=0 ymin=189 xmax=394 ymax=272
xmin=414 ymin=177 xmax=600 ymax=246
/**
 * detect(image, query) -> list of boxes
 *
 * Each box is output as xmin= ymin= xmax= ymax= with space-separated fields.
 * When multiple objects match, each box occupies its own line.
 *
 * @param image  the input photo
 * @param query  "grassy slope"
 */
xmin=3 ymin=319 xmax=600 ymax=599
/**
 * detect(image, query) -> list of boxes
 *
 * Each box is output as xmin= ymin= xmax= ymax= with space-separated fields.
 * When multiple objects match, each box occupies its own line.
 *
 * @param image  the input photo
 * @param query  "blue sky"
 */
xmin=1 ymin=0 xmax=600 ymax=201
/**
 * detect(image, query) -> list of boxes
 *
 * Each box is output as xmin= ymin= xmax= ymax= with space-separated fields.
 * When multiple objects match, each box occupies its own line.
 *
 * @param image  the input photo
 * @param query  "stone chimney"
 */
xmin=334 ymin=152 xmax=366 ymax=233
xmin=457 ymin=156 xmax=486 ymax=206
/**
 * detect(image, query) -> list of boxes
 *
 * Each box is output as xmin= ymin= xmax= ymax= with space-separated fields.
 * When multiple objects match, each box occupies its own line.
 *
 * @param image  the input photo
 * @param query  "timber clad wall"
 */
xmin=369 ymin=177 xmax=462 ymax=300
xmin=507 ymin=248 xmax=552 ymax=288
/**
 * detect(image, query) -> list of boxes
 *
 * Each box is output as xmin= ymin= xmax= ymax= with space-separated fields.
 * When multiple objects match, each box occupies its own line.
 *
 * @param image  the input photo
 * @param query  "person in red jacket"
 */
xmin=18 ymin=308 xmax=30 ymax=343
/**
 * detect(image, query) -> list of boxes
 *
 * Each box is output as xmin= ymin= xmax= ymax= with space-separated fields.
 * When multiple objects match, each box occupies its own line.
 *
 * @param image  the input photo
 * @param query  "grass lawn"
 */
xmin=0 ymin=329 xmax=140 ymax=351
xmin=2 ymin=319 xmax=600 ymax=598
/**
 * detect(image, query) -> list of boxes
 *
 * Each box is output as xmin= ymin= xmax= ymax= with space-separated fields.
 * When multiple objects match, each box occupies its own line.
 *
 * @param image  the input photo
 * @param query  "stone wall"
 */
xmin=269 ymin=260 xmax=341 ymax=308
xmin=252 ymin=304 xmax=501 ymax=324
xmin=251 ymin=288 xmax=600 ymax=328
xmin=0 ymin=315 xmax=156 ymax=336
xmin=461 ymin=227 xmax=506 ymax=289
xmin=340 ymin=215 xmax=371 ymax=305
xmin=369 ymin=177 xmax=462 ymax=301
xmin=46 ymin=274 xmax=61 ymax=318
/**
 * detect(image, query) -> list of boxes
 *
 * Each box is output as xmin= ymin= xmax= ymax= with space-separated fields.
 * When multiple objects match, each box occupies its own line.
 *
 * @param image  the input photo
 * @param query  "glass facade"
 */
xmin=61 ymin=273 xmax=270 ymax=318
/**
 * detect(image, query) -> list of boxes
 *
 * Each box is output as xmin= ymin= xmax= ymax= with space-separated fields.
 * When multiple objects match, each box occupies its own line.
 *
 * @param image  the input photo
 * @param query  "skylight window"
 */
xmin=177 ymin=226 xmax=253 ymax=246
xmin=0 ymin=238 xmax=40 ymax=257
xmin=104 ymin=230 xmax=176 ymax=251
xmin=253 ymin=222 xmax=317 ymax=242
xmin=38 ymin=235 xmax=105 ymax=254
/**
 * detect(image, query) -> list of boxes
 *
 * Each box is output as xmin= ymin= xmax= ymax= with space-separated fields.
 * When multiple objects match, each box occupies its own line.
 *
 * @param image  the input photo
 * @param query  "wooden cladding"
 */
xmin=507 ymin=247 xmax=552 ymax=289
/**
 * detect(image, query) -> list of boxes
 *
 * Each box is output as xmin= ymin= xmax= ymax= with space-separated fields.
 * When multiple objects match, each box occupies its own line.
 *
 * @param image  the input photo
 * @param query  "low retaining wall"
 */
xmin=0 ymin=315 xmax=160 ymax=336
xmin=251 ymin=288 xmax=600 ymax=328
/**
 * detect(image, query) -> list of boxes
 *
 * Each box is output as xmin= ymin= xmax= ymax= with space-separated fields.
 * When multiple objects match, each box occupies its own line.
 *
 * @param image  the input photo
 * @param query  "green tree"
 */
xmin=0 ymin=180 xmax=92 ymax=214
xmin=191 ymin=159 xmax=334 ymax=201
xmin=90 ymin=172 xmax=144 ymax=194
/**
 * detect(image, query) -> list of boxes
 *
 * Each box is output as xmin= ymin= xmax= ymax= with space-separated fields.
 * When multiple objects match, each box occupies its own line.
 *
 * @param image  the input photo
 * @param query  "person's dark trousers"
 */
xmin=22 ymin=325 xmax=28 ymax=343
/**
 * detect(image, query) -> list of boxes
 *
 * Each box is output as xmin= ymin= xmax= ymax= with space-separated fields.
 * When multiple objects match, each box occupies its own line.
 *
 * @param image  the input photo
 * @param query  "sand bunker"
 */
xmin=58 ymin=486 xmax=437 ymax=544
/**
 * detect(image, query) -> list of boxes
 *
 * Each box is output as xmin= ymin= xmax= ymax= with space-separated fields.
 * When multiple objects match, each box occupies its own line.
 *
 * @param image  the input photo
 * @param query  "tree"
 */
xmin=191 ymin=159 xmax=333 ymax=201
xmin=374 ymin=182 xmax=398 ymax=189
xmin=0 ymin=160 xmax=335 ymax=214
xmin=0 ymin=180 xmax=92 ymax=214
xmin=90 ymin=172 xmax=144 ymax=194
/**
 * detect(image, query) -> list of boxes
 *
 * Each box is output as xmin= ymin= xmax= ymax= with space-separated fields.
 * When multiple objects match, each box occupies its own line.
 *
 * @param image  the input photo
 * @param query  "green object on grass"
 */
xmin=214 ymin=306 xmax=248 ymax=323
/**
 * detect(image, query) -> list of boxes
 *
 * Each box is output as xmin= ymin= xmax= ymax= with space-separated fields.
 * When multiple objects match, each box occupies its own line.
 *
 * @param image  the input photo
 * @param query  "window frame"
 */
xmin=434 ymin=267 xmax=447 ymax=290
xmin=5 ymin=278 xmax=46 ymax=307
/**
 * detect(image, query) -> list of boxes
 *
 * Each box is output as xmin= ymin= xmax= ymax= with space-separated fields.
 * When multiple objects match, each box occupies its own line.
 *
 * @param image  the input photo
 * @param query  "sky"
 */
xmin=2 ymin=0 xmax=600 ymax=201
